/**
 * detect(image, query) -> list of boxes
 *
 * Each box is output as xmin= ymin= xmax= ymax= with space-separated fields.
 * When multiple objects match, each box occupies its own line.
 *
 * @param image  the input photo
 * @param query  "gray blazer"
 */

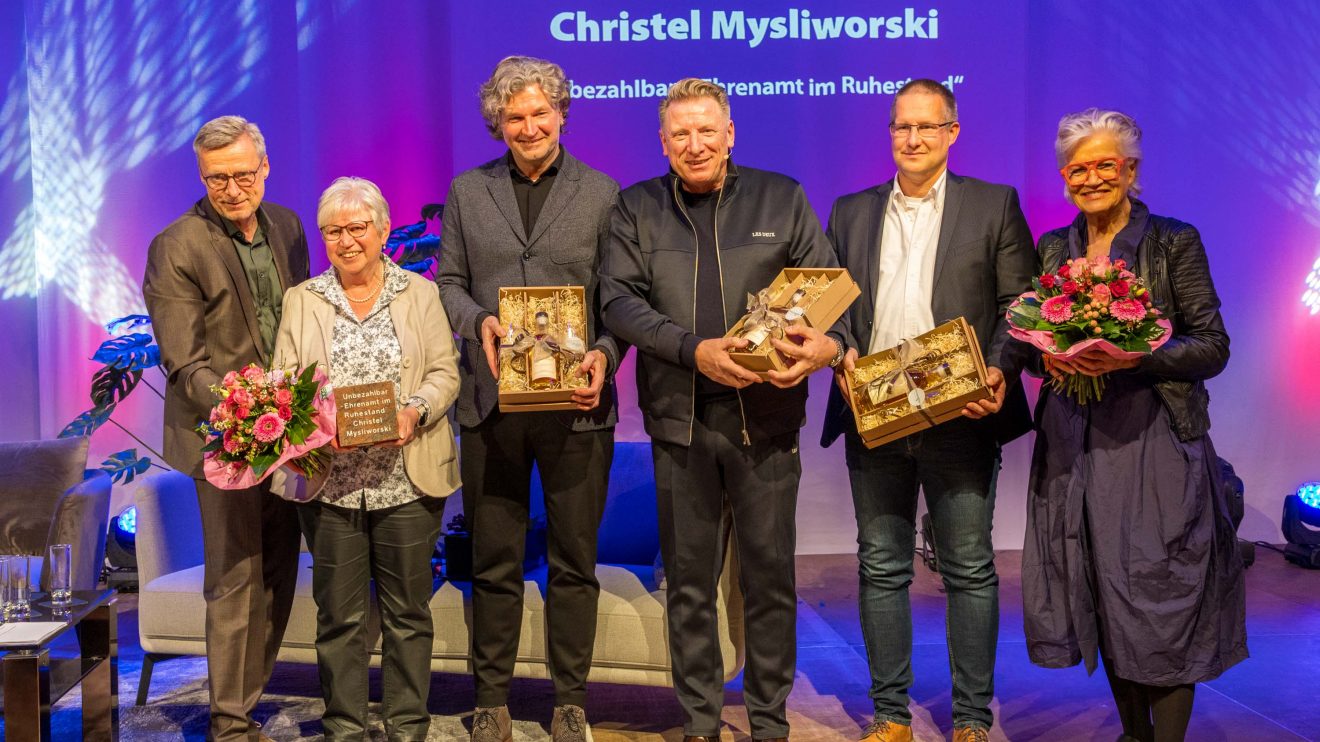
xmin=820 ymin=172 xmax=1036 ymax=448
xmin=437 ymin=149 xmax=623 ymax=430
xmin=143 ymin=198 xmax=310 ymax=476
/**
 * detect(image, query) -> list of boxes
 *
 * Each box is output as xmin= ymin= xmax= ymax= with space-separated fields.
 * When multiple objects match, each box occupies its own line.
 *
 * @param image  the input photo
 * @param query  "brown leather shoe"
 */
xmin=952 ymin=727 xmax=989 ymax=742
xmin=860 ymin=719 xmax=913 ymax=742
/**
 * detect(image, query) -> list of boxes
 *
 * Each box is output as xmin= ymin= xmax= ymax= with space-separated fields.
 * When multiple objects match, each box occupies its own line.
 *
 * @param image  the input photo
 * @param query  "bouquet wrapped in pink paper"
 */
xmin=197 ymin=363 xmax=336 ymax=489
xmin=1006 ymin=255 xmax=1171 ymax=404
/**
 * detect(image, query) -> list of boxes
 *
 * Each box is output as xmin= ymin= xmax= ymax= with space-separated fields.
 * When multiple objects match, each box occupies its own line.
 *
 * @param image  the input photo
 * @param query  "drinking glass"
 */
xmin=2 ymin=554 xmax=31 ymax=618
xmin=48 ymin=543 xmax=73 ymax=608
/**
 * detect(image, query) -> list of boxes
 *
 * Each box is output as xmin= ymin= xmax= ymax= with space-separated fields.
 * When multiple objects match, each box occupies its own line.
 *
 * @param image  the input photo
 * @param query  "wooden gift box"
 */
xmin=725 ymin=268 xmax=860 ymax=377
xmin=496 ymin=286 xmax=588 ymax=413
xmin=845 ymin=317 xmax=991 ymax=448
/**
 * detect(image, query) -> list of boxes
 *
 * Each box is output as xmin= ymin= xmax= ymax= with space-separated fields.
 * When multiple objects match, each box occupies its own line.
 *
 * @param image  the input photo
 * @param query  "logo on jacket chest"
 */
xmin=751 ymin=231 xmax=776 ymax=238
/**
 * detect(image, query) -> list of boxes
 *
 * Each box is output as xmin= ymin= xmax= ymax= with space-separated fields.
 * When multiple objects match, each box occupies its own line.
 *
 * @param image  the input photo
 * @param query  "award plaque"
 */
xmin=333 ymin=381 xmax=400 ymax=447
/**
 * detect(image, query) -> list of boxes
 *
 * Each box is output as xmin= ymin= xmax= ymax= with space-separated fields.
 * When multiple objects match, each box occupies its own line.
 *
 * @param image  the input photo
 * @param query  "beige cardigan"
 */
xmin=273 ymin=267 xmax=461 ymax=500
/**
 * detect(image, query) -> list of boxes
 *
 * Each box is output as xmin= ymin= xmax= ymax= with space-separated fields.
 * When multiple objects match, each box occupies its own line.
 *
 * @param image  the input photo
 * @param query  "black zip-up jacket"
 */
xmin=600 ymin=163 xmax=844 ymax=447
xmin=1037 ymin=200 xmax=1229 ymax=440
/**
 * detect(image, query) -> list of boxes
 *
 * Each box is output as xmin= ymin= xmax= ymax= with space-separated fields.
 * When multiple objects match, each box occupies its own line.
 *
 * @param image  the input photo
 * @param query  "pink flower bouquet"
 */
xmin=1006 ymin=256 xmax=1172 ymax=404
xmin=197 ymin=363 xmax=336 ymax=489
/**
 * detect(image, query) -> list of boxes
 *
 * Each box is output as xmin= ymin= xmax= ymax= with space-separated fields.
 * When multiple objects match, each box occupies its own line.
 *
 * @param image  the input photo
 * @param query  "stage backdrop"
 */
xmin=1 ymin=0 xmax=1317 ymax=550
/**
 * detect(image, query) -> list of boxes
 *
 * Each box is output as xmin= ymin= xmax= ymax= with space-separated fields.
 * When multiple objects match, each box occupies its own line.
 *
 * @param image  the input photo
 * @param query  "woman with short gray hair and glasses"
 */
xmin=1022 ymin=109 xmax=1246 ymax=742
xmin=274 ymin=176 xmax=460 ymax=740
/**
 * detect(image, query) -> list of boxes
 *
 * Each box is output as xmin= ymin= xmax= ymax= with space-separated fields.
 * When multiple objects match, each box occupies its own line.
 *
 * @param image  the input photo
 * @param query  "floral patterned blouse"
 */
xmin=308 ymin=258 xmax=421 ymax=511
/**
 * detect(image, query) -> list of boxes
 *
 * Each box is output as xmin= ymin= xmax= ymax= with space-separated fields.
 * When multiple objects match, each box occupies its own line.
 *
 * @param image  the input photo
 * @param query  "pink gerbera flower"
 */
xmin=252 ymin=412 xmax=286 ymax=444
xmin=1111 ymin=298 xmax=1147 ymax=322
xmin=1040 ymin=294 xmax=1075 ymax=323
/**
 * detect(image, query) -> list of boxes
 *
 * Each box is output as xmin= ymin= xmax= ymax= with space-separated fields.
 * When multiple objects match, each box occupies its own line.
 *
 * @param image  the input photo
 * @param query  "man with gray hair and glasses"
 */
xmin=437 ymin=55 xmax=623 ymax=742
xmin=143 ymin=115 xmax=309 ymax=742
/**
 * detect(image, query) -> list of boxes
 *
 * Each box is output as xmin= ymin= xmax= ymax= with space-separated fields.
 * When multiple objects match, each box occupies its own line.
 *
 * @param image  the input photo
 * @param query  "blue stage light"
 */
xmin=1283 ymin=481 xmax=1320 ymax=568
xmin=115 ymin=504 xmax=137 ymax=537
xmin=1297 ymin=482 xmax=1320 ymax=510
xmin=106 ymin=504 xmax=138 ymax=590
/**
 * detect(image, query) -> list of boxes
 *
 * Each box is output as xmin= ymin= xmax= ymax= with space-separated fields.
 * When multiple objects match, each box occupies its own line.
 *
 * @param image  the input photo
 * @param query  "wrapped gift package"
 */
xmin=496 ymin=286 xmax=589 ymax=413
xmin=725 ymin=267 xmax=860 ymax=377
xmin=845 ymin=317 xmax=991 ymax=448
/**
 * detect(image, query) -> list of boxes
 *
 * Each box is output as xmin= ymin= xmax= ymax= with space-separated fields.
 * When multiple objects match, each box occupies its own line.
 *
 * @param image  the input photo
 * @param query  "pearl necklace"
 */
xmin=342 ymin=273 xmax=383 ymax=304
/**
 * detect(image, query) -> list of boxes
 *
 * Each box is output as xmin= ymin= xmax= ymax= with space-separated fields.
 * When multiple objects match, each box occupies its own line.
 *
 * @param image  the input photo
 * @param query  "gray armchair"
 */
xmin=0 ymin=436 xmax=112 ymax=591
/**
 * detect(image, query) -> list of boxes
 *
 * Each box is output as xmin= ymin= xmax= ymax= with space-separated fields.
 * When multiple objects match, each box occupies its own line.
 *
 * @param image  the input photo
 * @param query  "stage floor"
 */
xmin=15 ymin=549 xmax=1319 ymax=741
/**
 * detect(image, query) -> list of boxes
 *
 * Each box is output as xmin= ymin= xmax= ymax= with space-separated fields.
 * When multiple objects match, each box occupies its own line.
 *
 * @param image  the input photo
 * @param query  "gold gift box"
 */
xmin=845 ymin=317 xmax=991 ymax=448
xmin=497 ymin=286 xmax=588 ymax=413
xmin=725 ymin=268 xmax=860 ymax=377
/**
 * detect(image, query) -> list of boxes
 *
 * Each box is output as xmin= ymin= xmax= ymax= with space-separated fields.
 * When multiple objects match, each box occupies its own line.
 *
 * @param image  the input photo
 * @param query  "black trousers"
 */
xmin=460 ymin=411 xmax=613 ymax=708
xmin=651 ymin=397 xmax=801 ymax=739
xmin=298 ymin=497 xmax=446 ymax=741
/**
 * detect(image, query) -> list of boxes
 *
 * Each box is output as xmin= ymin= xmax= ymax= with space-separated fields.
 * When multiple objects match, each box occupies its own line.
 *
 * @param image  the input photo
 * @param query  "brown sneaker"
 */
xmin=860 ymin=719 xmax=913 ymax=742
xmin=471 ymin=705 xmax=513 ymax=742
xmin=952 ymin=727 xmax=989 ymax=742
xmin=551 ymin=704 xmax=593 ymax=742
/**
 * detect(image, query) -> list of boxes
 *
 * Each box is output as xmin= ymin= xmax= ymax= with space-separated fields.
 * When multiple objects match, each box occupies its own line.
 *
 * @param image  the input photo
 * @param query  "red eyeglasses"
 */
xmin=1059 ymin=157 xmax=1129 ymax=185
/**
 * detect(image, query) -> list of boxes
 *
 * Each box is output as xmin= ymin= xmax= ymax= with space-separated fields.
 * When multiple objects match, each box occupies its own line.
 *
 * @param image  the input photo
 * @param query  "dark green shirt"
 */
xmin=222 ymin=210 xmax=283 ymax=356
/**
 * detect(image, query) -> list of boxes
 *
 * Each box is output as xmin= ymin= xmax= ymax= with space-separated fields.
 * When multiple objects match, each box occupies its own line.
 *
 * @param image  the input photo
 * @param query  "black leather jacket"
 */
xmin=600 ymin=163 xmax=842 ymax=447
xmin=1037 ymin=200 xmax=1229 ymax=440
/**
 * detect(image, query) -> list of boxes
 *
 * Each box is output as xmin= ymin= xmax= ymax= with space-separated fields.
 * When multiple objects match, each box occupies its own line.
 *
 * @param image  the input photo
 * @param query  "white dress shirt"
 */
xmin=868 ymin=169 xmax=947 ymax=353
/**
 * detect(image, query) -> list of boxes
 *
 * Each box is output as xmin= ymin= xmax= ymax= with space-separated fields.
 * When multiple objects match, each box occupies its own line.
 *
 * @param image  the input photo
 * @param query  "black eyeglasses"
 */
xmin=202 ymin=162 xmax=264 ymax=190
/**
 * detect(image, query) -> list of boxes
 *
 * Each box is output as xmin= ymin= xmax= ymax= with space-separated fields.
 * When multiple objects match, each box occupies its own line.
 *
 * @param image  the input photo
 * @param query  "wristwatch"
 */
xmin=828 ymin=337 xmax=846 ymax=368
xmin=406 ymin=396 xmax=430 ymax=426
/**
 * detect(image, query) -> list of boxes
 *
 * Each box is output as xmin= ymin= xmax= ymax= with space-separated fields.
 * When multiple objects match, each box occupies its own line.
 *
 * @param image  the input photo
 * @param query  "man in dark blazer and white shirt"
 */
xmin=436 ymin=56 xmax=623 ymax=742
xmin=142 ymin=115 xmax=309 ymax=742
xmin=820 ymin=80 xmax=1035 ymax=742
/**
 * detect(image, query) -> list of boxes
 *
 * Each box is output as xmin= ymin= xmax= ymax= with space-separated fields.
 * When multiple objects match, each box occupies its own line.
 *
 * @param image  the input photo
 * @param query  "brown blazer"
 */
xmin=143 ymin=198 xmax=310 ymax=477
xmin=273 ymin=265 xmax=461 ymax=499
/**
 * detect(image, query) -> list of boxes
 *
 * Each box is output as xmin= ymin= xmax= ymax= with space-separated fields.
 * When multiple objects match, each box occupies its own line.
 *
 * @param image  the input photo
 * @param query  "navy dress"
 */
xmin=1022 ymin=202 xmax=1248 ymax=685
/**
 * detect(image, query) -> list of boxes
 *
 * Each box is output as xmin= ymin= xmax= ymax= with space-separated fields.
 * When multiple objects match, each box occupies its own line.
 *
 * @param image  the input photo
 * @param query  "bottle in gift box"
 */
xmin=741 ymin=322 xmax=774 ymax=350
xmin=529 ymin=311 xmax=560 ymax=390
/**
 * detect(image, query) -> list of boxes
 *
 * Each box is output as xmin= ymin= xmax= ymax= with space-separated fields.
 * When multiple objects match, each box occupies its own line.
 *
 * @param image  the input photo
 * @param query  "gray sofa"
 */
xmin=0 ymin=437 xmax=111 ymax=593
xmin=133 ymin=442 xmax=745 ymax=704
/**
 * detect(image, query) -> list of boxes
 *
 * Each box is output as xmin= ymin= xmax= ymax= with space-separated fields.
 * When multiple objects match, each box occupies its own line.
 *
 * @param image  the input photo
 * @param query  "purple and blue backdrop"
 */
xmin=1 ymin=0 xmax=1317 ymax=548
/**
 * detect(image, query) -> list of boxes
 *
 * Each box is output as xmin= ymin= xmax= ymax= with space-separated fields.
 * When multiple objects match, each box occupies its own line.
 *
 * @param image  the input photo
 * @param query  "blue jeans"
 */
xmin=844 ymin=419 xmax=1000 ymax=730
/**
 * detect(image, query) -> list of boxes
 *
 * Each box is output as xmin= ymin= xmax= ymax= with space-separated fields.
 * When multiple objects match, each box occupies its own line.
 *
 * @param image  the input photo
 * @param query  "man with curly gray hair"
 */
xmin=438 ymin=55 xmax=623 ymax=742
